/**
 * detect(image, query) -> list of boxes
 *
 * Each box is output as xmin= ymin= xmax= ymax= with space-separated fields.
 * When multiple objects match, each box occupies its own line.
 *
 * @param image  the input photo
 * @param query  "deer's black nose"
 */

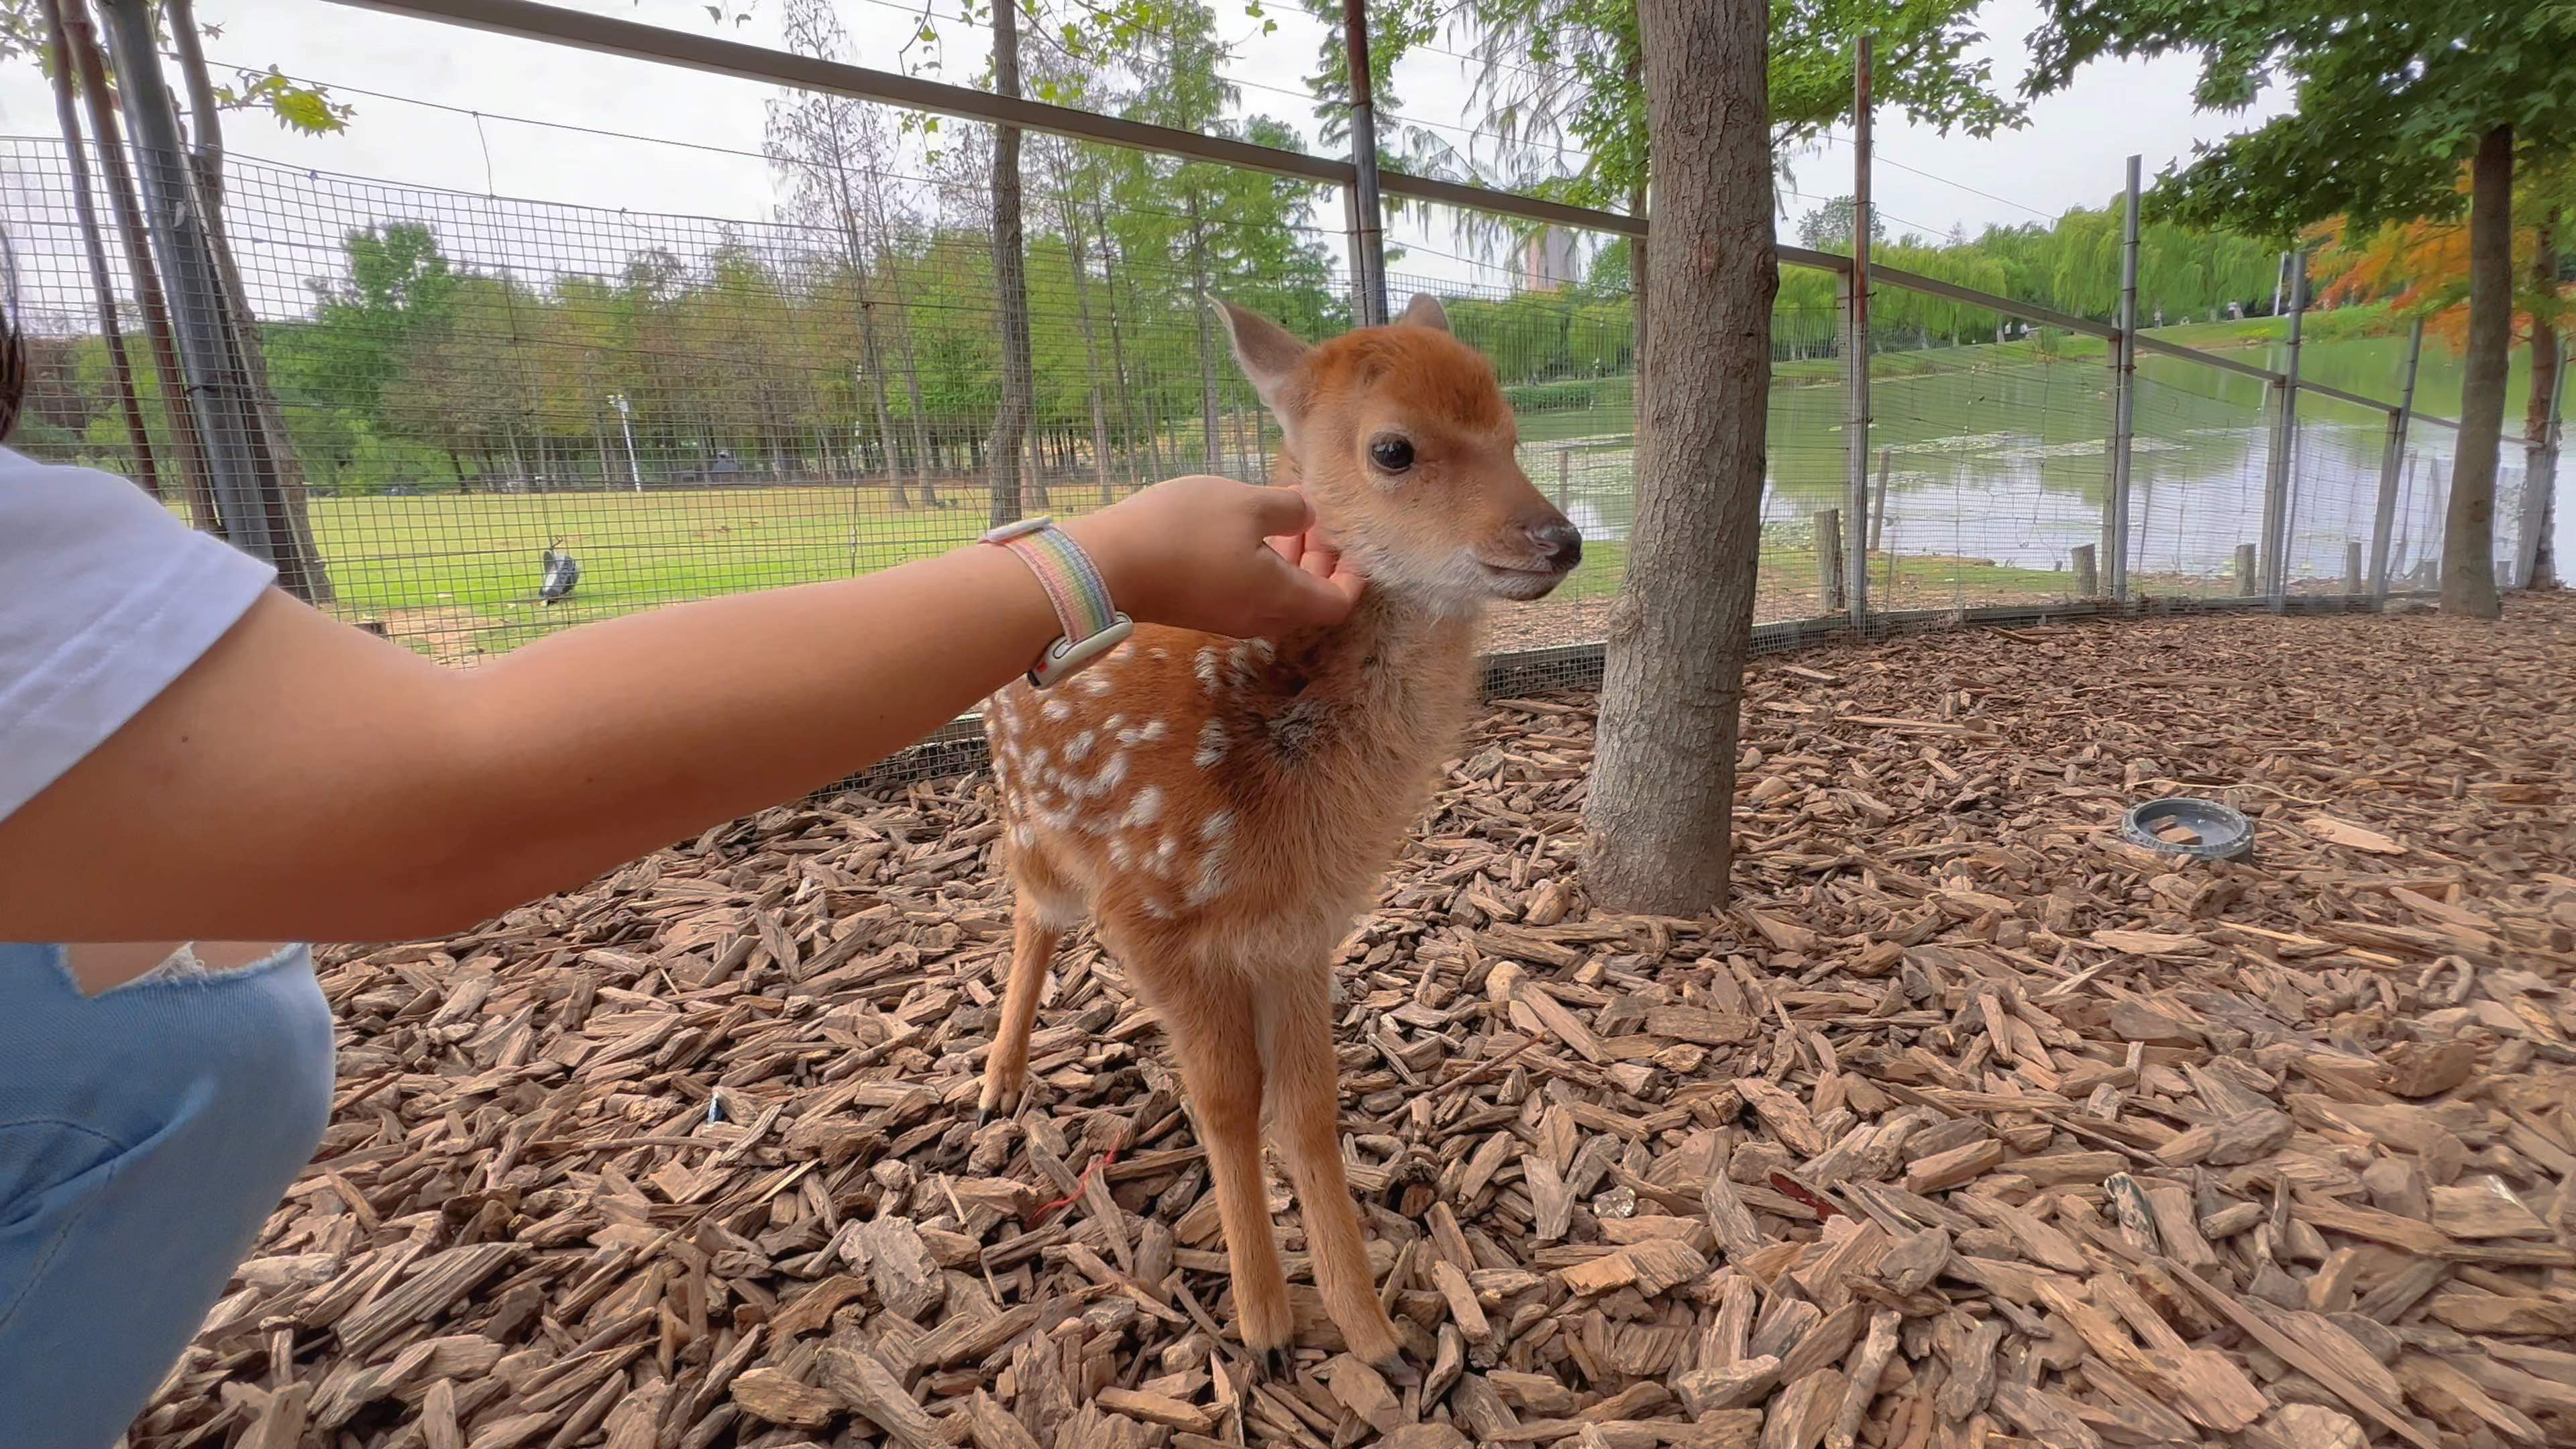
xmin=1526 ymin=519 xmax=1583 ymax=571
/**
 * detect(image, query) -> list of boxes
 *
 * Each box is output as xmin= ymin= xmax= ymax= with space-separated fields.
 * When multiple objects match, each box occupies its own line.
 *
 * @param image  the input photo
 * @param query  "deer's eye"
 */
xmin=1368 ymin=436 xmax=1415 ymax=474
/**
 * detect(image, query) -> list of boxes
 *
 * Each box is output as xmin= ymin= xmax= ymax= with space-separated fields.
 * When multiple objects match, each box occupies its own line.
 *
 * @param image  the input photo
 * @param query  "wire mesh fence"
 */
xmin=1 ymin=127 xmax=2548 ymax=691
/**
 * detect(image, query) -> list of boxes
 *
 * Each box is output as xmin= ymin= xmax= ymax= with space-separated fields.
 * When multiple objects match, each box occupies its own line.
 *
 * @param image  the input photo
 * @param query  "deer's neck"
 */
xmin=1256 ymin=582 xmax=1481 ymax=786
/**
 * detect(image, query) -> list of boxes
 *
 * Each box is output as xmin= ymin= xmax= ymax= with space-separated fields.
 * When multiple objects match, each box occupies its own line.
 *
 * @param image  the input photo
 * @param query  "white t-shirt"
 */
xmin=1 ymin=445 xmax=276 ymax=822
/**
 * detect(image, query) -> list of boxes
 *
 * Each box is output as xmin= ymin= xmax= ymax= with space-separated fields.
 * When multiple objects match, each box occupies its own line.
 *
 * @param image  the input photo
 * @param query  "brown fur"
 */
xmin=978 ymin=298 xmax=1574 ymax=1369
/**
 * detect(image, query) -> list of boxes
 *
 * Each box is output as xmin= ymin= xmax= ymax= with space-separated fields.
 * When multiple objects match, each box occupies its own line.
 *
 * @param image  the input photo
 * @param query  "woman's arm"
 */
xmin=0 ymin=477 xmax=1358 ymax=943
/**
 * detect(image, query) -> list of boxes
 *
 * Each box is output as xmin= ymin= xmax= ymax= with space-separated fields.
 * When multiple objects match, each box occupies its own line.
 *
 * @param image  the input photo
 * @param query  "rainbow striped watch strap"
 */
xmin=984 ymin=517 xmax=1130 ymax=688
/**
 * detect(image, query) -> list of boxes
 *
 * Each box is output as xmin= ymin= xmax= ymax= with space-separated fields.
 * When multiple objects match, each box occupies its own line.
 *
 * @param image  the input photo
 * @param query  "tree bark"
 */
xmin=1188 ymin=184 xmax=1222 ymax=473
xmin=40 ymin=0 xmax=158 ymax=496
xmin=1057 ymin=191 xmax=1117 ymax=505
xmin=167 ymin=0 xmax=333 ymax=602
xmin=2444 ymin=124 xmax=2511 ymax=617
xmin=2526 ymin=205 xmax=2560 ymax=590
xmin=1580 ymin=0 xmax=1775 ymax=914
xmin=1095 ymin=198 xmax=1146 ymax=489
xmin=64 ymin=4 xmax=216 ymax=529
xmin=984 ymin=0 xmax=1033 ymax=529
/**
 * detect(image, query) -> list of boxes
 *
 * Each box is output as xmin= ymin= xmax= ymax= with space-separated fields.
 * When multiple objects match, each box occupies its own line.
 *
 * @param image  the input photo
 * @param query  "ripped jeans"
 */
xmin=0 ymin=943 xmax=335 ymax=1449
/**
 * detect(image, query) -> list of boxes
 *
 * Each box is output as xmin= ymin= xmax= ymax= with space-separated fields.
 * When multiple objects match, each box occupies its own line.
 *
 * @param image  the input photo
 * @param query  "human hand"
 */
xmin=1066 ymin=476 xmax=1366 ymax=638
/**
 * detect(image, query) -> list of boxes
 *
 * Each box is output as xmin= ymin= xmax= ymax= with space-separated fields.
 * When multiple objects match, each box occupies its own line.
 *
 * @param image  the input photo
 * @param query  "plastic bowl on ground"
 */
xmin=2118 ymin=796 xmax=2255 ymax=862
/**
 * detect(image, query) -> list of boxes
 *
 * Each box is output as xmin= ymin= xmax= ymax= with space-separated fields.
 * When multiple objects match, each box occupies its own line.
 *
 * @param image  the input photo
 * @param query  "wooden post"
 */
xmin=2235 ymin=543 xmax=2259 ymax=596
xmin=2368 ymin=319 xmax=2424 ymax=599
xmin=1814 ymin=508 xmax=1846 ymax=616
xmin=1868 ymin=447 xmax=1891 ymax=552
xmin=2261 ymin=252 xmax=2308 ymax=604
xmin=1556 ymin=448 xmax=1572 ymax=510
xmin=2071 ymin=543 xmax=2098 ymax=598
xmin=2108 ymin=154 xmax=2141 ymax=600
xmin=2344 ymin=541 xmax=2363 ymax=596
xmin=1342 ymin=0 xmax=1388 ymax=327
xmin=1843 ymin=35 xmax=1874 ymax=627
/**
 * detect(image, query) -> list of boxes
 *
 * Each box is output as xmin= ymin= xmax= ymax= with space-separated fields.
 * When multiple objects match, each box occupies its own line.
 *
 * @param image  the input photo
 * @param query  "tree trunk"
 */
xmin=64 ymin=5 xmax=216 ymax=529
xmin=985 ymin=1 xmax=1034 ymax=529
xmin=1188 ymin=186 xmax=1222 ymax=473
xmin=168 ymin=0 xmax=334 ymax=602
xmin=1095 ymin=200 xmax=1146 ymax=489
xmin=1580 ymin=0 xmax=1774 ymax=914
xmin=890 ymin=290 xmax=938 ymax=505
xmin=41 ymin=0 xmax=158 ymax=495
xmin=2526 ymin=205 xmax=2561 ymax=590
xmin=2443 ymin=124 xmax=2511 ymax=617
xmin=1060 ymin=197 xmax=1117 ymax=505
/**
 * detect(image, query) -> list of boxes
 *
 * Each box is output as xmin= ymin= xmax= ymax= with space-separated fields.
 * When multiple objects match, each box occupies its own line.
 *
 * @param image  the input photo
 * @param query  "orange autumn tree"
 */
xmin=2310 ymin=160 xmax=2572 ymax=583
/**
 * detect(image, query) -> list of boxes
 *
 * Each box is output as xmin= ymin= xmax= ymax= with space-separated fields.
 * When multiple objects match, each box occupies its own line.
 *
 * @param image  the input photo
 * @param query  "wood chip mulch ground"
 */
xmin=135 ymin=594 xmax=2576 ymax=1449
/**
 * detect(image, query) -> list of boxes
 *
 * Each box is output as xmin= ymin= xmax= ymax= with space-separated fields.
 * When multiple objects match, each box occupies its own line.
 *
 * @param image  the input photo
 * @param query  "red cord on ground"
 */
xmin=1024 ymin=1146 xmax=1122 ymax=1229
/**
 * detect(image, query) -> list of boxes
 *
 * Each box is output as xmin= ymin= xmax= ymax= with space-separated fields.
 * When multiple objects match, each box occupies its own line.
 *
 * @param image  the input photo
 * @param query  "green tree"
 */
xmin=2027 ymin=0 xmax=2576 ymax=617
xmin=1795 ymin=194 xmax=1886 ymax=253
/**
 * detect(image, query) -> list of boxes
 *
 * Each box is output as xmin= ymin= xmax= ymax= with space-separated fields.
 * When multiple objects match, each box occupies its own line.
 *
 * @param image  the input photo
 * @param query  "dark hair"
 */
xmin=0 ymin=227 xmax=22 ymax=445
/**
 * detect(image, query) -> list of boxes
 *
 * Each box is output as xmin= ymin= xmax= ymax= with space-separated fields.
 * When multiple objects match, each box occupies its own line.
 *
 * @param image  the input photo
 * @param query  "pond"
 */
xmin=1521 ymin=331 xmax=2548 ymax=589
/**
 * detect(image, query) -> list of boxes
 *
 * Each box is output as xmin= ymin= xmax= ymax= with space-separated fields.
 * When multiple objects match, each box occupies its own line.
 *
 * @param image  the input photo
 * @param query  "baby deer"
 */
xmin=977 ymin=294 xmax=1580 ymax=1372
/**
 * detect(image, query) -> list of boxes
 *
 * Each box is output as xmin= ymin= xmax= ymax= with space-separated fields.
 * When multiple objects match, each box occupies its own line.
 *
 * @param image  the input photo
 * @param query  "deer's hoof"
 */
xmin=1259 ymin=1346 xmax=1291 ymax=1385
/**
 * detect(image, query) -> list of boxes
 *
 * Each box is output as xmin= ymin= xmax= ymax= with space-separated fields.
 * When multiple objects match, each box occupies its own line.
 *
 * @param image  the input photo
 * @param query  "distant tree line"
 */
xmin=12 ymin=164 xmax=2325 ymax=499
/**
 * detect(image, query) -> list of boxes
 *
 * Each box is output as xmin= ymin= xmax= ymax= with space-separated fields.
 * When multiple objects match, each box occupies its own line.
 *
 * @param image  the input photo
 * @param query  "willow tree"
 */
xmin=2029 ymin=0 xmax=2576 ymax=618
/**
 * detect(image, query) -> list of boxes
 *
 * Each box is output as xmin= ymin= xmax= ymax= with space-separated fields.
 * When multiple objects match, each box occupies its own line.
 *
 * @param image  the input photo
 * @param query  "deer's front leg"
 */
xmin=978 ymin=894 xmax=1065 ymax=1120
xmin=1258 ymin=967 xmax=1405 ymax=1368
xmin=1165 ymin=978 xmax=1297 ymax=1374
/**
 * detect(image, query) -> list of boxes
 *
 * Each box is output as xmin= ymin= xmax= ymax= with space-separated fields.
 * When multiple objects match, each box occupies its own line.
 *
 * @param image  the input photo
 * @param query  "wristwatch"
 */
xmin=983 ymin=516 xmax=1135 ymax=688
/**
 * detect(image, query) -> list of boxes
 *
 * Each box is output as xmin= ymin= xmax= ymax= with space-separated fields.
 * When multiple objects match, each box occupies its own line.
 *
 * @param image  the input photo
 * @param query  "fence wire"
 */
xmin=1 ymin=131 xmax=2544 ymax=700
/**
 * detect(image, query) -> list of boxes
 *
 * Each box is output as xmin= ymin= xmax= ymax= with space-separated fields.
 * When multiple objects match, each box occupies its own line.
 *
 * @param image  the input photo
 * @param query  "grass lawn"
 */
xmin=300 ymin=486 xmax=1066 ymax=657
xmin=288 ymin=483 xmax=2091 ymax=665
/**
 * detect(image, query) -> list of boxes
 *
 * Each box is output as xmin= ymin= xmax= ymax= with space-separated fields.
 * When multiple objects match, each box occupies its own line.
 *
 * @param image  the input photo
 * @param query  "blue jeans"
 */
xmin=0 ymin=943 xmax=334 ymax=1448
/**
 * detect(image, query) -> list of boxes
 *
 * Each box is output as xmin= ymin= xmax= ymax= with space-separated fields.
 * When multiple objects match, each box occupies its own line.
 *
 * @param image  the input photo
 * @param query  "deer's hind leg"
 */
xmin=1145 ymin=958 xmax=1296 ymax=1373
xmin=1257 ymin=965 xmax=1405 ymax=1366
xmin=981 ymin=848 xmax=1081 ymax=1119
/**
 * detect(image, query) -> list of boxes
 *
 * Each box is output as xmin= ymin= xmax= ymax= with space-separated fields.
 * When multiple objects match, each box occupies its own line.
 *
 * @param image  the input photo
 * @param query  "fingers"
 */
xmin=1247 ymin=483 xmax=1316 ymax=541
xmin=1252 ymin=550 xmax=1359 ymax=631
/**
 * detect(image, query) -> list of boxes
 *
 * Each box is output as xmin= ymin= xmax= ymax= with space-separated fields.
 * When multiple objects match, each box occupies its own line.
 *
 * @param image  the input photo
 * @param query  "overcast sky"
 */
xmin=0 ymin=0 xmax=2292 ymax=290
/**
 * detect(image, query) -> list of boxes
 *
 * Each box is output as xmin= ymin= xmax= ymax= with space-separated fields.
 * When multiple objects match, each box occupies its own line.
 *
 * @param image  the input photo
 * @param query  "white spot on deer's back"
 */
xmin=1063 ymin=730 xmax=1097 ymax=763
xmin=1119 ymin=786 xmax=1165 ymax=829
xmin=1012 ymin=823 xmax=1036 ymax=848
xmin=1148 ymin=647 xmax=1170 ymax=662
xmin=1195 ymin=719 xmax=1228 ymax=769
xmin=1248 ymin=637 xmax=1276 ymax=663
xmin=1200 ymin=808 xmax=1234 ymax=841
xmin=1080 ymin=672 xmax=1118 ymax=697
xmin=1195 ymin=647 xmax=1222 ymax=692
xmin=1042 ymin=698 xmax=1071 ymax=722
xmin=1118 ymin=719 xmax=1167 ymax=745
xmin=1154 ymin=834 xmax=1180 ymax=874
xmin=1026 ymin=747 xmax=1051 ymax=773
xmin=1108 ymin=835 xmax=1134 ymax=869
xmin=1089 ymin=751 xmax=1131 ymax=796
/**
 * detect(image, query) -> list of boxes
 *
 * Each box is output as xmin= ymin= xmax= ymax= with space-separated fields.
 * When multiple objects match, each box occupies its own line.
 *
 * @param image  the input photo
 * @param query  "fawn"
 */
xmin=976 ymin=294 xmax=1580 ymax=1373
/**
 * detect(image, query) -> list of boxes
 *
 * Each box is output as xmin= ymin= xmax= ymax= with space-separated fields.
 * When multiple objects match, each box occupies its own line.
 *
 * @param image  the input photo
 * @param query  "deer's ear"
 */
xmin=1398 ymin=293 xmax=1450 ymax=332
xmin=1216 ymin=297 xmax=1313 ymax=421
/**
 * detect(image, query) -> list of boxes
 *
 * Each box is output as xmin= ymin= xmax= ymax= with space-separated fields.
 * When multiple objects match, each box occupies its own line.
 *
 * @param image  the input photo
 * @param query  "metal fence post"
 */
xmin=1342 ymin=0 xmax=1388 ymax=327
xmin=2514 ymin=335 xmax=2565 ymax=588
xmin=1843 ymin=36 xmax=1873 ymax=629
xmin=2108 ymin=154 xmax=2140 ymax=601
xmin=2261 ymin=253 xmax=2306 ymax=604
xmin=2367 ymin=317 xmax=2424 ymax=601
xmin=93 ymin=0 xmax=278 ymax=568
